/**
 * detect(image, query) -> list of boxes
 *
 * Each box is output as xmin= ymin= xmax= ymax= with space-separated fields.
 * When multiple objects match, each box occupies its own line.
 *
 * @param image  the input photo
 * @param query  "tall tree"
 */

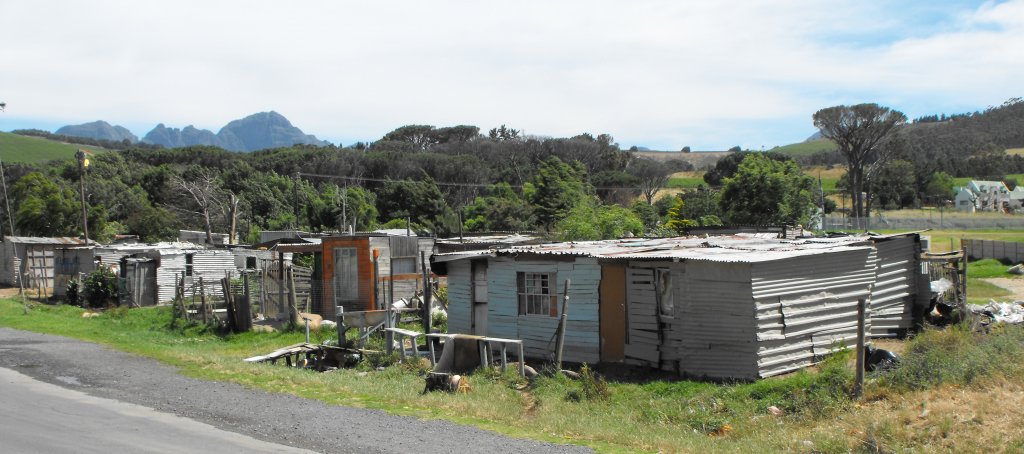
xmin=813 ymin=103 xmax=907 ymax=218
xmin=527 ymin=156 xmax=593 ymax=230
xmin=628 ymin=158 xmax=671 ymax=205
xmin=718 ymin=154 xmax=815 ymax=226
xmin=173 ymin=168 xmax=224 ymax=244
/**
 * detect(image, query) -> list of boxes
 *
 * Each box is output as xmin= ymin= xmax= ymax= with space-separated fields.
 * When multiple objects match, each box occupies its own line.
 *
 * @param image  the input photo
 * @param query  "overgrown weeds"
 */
xmin=878 ymin=322 xmax=1024 ymax=390
xmin=4 ymin=297 xmax=1024 ymax=452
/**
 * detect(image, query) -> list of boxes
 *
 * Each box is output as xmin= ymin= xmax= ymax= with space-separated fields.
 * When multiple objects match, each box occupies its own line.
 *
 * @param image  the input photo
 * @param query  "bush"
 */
xmin=65 ymin=279 xmax=81 ymax=306
xmin=82 ymin=268 xmax=119 ymax=308
xmin=431 ymin=310 xmax=448 ymax=333
xmin=579 ymin=363 xmax=611 ymax=401
xmin=879 ymin=323 xmax=1024 ymax=390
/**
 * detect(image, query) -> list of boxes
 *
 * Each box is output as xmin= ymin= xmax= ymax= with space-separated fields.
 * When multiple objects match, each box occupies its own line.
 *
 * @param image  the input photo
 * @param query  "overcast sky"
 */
xmin=2 ymin=1 xmax=1022 ymax=150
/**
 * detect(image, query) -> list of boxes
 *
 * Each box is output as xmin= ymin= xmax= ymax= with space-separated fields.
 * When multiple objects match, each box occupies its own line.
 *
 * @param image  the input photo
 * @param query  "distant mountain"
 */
xmin=56 ymin=120 xmax=138 ymax=143
xmin=142 ymin=111 xmax=331 ymax=152
xmin=143 ymin=124 xmax=219 ymax=148
xmin=215 ymin=111 xmax=331 ymax=152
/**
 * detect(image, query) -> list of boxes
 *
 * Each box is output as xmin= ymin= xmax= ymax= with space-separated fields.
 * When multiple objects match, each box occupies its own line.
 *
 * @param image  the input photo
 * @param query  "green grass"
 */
xmin=2 ymin=297 xmax=1022 ymax=452
xmin=769 ymin=138 xmax=837 ymax=157
xmin=0 ymin=131 xmax=104 ymax=163
xmin=666 ymin=176 xmax=705 ymax=188
xmin=879 ymin=323 xmax=1024 ymax=391
xmin=0 ymin=298 xmax=861 ymax=452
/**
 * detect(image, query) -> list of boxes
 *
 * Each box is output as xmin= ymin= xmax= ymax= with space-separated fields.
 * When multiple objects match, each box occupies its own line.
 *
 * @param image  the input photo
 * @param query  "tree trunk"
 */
xmin=228 ymin=194 xmax=238 ymax=245
xmin=203 ymin=208 xmax=213 ymax=245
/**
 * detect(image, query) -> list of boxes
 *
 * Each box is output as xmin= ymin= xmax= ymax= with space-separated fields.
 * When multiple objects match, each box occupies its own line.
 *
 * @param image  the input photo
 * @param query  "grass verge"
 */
xmin=2 ymin=297 xmax=1023 ymax=452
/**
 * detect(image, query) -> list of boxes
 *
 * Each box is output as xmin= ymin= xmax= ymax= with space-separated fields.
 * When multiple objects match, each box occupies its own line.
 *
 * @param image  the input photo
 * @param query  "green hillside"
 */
xmin=0 ymin=131 xmax=100 ymax=163
xmin=770 ymin=138 xmax=837 ymax=156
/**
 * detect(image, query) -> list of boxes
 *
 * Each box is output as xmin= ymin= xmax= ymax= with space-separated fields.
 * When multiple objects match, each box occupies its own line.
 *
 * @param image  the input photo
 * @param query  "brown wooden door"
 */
xmin=599 ymin=263 xmax=626 ymax=362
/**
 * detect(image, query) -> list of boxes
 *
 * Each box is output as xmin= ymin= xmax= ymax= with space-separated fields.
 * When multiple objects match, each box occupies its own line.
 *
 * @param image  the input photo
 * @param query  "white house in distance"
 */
xmin=954 ymin=180 xmax=1011 ymax=213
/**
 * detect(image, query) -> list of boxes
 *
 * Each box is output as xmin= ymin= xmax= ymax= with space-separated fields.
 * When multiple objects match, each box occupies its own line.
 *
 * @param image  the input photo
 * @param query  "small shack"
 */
xmin=434 ymin=233 xmax=928 ymax=380
xmin=52 ymin=245 xmax=96 ymax=298
xmin=121 ymin=245 xmax=238 ymax=306
xmin=0 ymin=236 xmax=87 ymax=291
xmin=315 ymin=233 xmax=435 ymax=321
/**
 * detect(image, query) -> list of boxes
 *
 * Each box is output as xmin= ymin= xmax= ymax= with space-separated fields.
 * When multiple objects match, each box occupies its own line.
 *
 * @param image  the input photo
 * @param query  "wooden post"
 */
xmin=179 ymin=272 xmax=188 ymax=321
xmin=199 ymin=277 xmax=208 ymax=325
xmin=278 ymin=251 xmax=285 ymax=318
xmin=222 ymin=276 xmax=236 ymax=332
xmin=854 ymin=298 xmax=866 ymax=398
xmin=554 ymin=279 xmax=571 ymax=370
xmin=236 ymin=272 xmax=252 ymax=332
xmin=288 ymin=265 xmax=300 ymax=328
xmin=372 ymin=249 xmax=380 ymax=310
xmin=420 ymin=251 xmax=432 ymax=334
xmin=960 ymin=246 xmax=968 ymax=306
xmin=386 ymin=252 xmax=395 ymax=355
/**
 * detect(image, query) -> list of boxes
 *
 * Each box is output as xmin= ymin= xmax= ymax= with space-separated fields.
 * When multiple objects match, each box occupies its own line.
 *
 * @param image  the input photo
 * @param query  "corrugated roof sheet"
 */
xmin=4 ymin=236 xmax=86 ymax=245
xmin=437 ymin=233 xmax=538 ymax=245
xmin=436 ymin=233 xmax=889 ymax=264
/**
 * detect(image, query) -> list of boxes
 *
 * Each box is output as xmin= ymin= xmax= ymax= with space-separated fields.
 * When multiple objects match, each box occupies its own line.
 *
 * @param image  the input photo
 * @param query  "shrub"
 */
xmin=431 ymin=310 xmax=448 ymax=333
xmin=82 ymin=268 xmax=119 ymax=308
xmin=879 ymin=323 xmax=1024 ymax=390
xmin=579 ymin=363 xmax=611 ymax=401
xmin=65 ymin=279 xmax=81 ymax=306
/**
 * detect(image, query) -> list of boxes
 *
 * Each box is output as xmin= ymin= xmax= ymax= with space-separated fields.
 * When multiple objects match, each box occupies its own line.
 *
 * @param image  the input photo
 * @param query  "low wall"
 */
xmin=825 ymin=216 xmax=1024 ymax=231
xmin=964 ymin=239 xmax=1024 ymax=263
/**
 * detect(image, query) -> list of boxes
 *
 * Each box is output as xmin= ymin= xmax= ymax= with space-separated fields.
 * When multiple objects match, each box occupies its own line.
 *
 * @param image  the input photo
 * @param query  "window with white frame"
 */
xmin=517 ymin=272 xmax=556 ymax=316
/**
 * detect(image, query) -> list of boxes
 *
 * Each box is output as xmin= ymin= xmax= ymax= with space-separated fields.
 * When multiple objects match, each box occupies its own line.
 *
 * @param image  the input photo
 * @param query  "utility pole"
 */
xmin=75 ymin=149 xmax=90 ymax=244
xmin=0 ymin=101 xmax=13 ymax=236
xmin=292 ymin=173 xmax=300 ymax=231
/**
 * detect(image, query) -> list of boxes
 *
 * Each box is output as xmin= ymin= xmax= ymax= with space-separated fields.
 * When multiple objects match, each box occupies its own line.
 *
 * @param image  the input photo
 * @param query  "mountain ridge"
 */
xmin=56 ymin=111 xmax=331 ymax=152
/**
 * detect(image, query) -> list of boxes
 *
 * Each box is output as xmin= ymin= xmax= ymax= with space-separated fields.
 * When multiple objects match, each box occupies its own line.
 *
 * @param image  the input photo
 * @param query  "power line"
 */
xmin=295 ymin=171 xmax=670 ymax=192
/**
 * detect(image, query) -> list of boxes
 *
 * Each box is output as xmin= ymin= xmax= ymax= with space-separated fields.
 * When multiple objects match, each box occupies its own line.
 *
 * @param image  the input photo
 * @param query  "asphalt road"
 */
xmin=0 ymin=328 xmax=591 ymax=454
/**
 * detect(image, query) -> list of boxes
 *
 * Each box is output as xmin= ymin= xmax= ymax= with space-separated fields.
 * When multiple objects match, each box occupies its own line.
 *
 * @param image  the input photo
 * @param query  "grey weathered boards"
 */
xmin=436 ymin=233 xmax=929 ymax=380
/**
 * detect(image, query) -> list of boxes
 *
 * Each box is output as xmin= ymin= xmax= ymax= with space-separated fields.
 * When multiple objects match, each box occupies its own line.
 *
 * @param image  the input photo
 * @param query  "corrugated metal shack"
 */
xmin=433 ymin=233 xmax=927 ymax=380
xmin=120 ymin=244 xmax=238 ymax=306
xmin=52 ymin=246 xmax=96 ymax=298
xmin=316 ymin=233 xmax=435 ymax=321
xmin=0 ymin=236 xmax=87 ymax=289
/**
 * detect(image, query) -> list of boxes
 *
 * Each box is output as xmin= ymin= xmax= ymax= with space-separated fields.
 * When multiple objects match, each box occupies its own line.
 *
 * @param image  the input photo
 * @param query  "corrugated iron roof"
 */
xmin=437 ymin=233 xmax=538 ymax=245
xmin=435 ymin=233 xmax=889 ymax=264
xmin=4 ymin=236 xmax=87 ymax=245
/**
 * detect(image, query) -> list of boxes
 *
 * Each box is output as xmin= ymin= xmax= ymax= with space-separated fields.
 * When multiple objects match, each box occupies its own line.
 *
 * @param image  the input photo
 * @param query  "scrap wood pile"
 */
xmin=244 ymin=343 xmax=368 ymax=371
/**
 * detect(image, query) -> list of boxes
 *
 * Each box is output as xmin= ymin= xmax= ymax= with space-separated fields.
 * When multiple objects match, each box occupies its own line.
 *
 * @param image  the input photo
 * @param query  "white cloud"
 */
xmin=1 ymin=0 xmax=1021 ymax=149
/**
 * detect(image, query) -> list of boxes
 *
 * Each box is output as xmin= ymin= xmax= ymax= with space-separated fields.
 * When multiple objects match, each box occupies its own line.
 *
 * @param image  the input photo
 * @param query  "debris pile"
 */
xmin=966 ymin=300 xmax=1024 ymax=325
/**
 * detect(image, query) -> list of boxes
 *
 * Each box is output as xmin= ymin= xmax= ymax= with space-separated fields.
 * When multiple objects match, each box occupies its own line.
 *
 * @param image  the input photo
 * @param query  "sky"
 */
xmin=1 ymin=0 xmax=1022 ymax=151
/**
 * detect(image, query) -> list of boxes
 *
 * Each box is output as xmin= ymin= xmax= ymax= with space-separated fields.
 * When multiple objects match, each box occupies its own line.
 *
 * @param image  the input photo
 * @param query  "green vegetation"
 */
xmin=0 ymin=131 xmax=92 ymax=163
xmin=770 ymin=138 xmax=837 ymax=156
xmin=4 ymin=294 xmax=1023 ymax=452
xmin=719 ymin=154 xmax=816 ymax=226
xmin=666 ymin=175 xmax=705 ymax=189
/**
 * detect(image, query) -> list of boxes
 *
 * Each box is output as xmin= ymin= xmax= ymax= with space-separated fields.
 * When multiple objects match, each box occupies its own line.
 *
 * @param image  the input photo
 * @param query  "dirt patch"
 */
xmin=0 ymin=287 xmax=21 ymax=298
xmin=981 ymin=278 xmax=1024 ymax=302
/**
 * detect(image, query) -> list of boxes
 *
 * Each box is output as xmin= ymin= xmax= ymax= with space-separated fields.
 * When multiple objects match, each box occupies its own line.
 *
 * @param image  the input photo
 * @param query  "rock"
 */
xmin=768 ymin=405 xmax=784 ymax=416
xmin=560 ymin=370 xmax=581 ymax=380
xmin=523 ymin=365 xmax=538 ymax=378
xmin=81 ymin=312 xmax=101 ymax=318
xmin=511 ymin=362 xmax=539 ymax=378
xmin=1009 ymin=264 xmax=1024 ymax=275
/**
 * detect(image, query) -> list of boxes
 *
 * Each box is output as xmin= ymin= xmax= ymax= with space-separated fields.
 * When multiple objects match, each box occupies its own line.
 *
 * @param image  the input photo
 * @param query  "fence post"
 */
xmin=854 ymin=298 xmax=866 ymax=398
xmin=199 ymin=277 xmax=208 ymax=324
xmin=555 ymin=279 xmax=571 ymax=371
